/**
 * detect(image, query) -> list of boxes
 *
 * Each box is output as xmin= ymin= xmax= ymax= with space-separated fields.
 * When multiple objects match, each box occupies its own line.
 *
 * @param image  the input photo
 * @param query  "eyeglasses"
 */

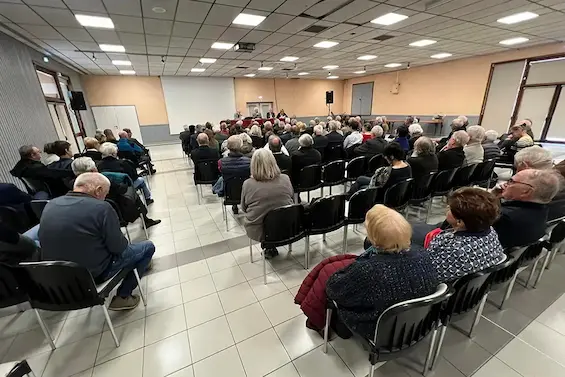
xmin=508 ymin=177 xmax=534 ymax=189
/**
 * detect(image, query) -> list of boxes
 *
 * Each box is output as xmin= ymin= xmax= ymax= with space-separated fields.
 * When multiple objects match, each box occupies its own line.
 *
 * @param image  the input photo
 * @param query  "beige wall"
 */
xmin=343 ymin=42 xmax=565 ymax=116
xmin=80 ymin=76 xmax=169 ymax=125
xmin=234 ymin=78 xmax=344 ymax=116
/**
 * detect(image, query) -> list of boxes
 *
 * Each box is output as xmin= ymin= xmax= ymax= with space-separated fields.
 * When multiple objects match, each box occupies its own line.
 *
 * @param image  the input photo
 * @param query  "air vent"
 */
xmin=303 ymin=25 xmax=328 ymax=34
xmin=373 ymin=35 xmax=395 ymax=41
xmin=281 ymin=68 xmax=293 ymax=71
xmin=236 ymin=66 xmax=249 ymax=69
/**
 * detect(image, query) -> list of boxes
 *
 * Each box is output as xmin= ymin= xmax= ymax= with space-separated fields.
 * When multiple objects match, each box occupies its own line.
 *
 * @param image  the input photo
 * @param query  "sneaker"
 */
xmin=108 ymin=295 xmax=140 ymax=311
xmin=144 ymin=218 xmax=161 ymax=228
xmin=146 ymin=198 xmax=154 ymax=205
xmin=232 ymin=205 xmax=239 ymax=214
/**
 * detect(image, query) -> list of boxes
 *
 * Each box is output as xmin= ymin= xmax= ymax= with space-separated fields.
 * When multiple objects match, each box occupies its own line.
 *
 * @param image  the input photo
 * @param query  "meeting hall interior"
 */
xmin=3 ymin=1 xmax=565 ymax=377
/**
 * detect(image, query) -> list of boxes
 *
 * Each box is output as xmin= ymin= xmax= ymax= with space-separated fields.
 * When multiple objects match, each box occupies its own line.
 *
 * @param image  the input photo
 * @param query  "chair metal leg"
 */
xmin=526 ymin=258 xmax=540 ymax=288
xmin=431 ymin=325 xmax=447 ymax=369
xmin=288 ymin=243 xmax=292 ymax=253
xmin=197 ymin=185 xmax=201 ymax=205
xmin=224 ymin=205 xmax=229 ymax=232
xmin=124 ymin=226 xmax=131 ymax=242
xmin=133 ymin=268 xmax=147 ymax=307
xmin=263 ymin=245 xmax=267 ymax=285
xmin=307 ymin=191 xmax=310 ymax=202
xmin=304 ymin=235 xmax=310 ymax=270
xmin=141 ymin=214 xmax=148 ymax=240
xmin=34 ymin=309 xmax=56 ymax=350
xmin=535 ymin=252 xmax=551 ymax=288
xmin=424 ymin=328 xmax=438 ymax=374
xmin=546 ymin=248 xmax=558 ymax=269
xmin=425 ymin=198 xmax=433 ymax=223
xmin=323 ymin=233 xmax=326 ymax=242
xmin=249 ymin=238 xmax=254 ymax=263
xmin=369 ymin=363 xmax=376 ymax=377
xmin=500 ymin=271 xmax=519 ymax=309
xmin=323 ymin=308 xmax=332 ymax=354
xmin=102 ymin=304 xmax=120 ymax=347
xmin=329 ymin=186 xmax=332 ymax=195
xmin=469 ymin=294 xmax=487 ymax=337
xmin=342 ymin=225 xmax=348 ymax=253
xmin=321 ymin=187 xmax=324 ymax=197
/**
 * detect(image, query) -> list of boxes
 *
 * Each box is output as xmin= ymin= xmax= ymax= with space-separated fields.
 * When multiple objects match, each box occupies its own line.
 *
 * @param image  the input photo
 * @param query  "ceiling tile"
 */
xmin=143 ymin=18 xmax=173 ymax=35
xmin=176 ymin=1 xmax=213 ymax=23
xmin=0 ymin=3 xmax=46 ymax=24
xmin=242 ymin=30 xmax=271 ymax=43
xmin=147 ymin=46 xmax=167 ymax=54
xmin=190 ymin=38 xmax=214 ymax=49
xmin=141 ymin=0 xmax=178 ymax=20
xmin=256 ymin=13 xmax=294 ymax=32
xmin=277 ymin=16 xmax=317 ymax=34
xmin=274 ymin=0 xmax=320 ymax=15
xmin=57 ymin=27 xmax=95 ymax=42
xmin=31 ymin=6 xmax=78 ymax=27
xmin=20 ymin=24 xmax=64 ymax=39
xmin=219 ymin=26 xmax=250 ymax=42
xmin=169 ymin=36 xmax=193 ymax=48
xmin=167 ymin=47 xmax=188 ymax=55
xmin=145 ymin=34 xmax=170 ymax=46
xmin=195 ymin=24 xmax=226 ymax=39
xmin=88 ymin=29 xmax=121 ymax=44
xmin=204 ymin=4 xmax=242 ymax=26
xmin=246 ymin=0 xmax=285 ymax=12
xmin=215 ymin=0 xmax=249 ymax=6
xmin=103 ymin=0 xmax=142 ymax=17
xmin=63 ymin=0 xmax=106 ymax=13
xmin=124 ymin=44 xmax=147 ymax=53
xmin=119 ymin=32 xmax=146 ymax=45
xmin=172 ymin=21 xmax=201 ymax=37
xmin=112 ymin=15 xmax=144 ymax=33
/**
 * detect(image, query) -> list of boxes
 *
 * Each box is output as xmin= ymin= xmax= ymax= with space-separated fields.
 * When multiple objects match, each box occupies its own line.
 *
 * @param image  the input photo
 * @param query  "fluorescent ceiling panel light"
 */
xmin=327 ymin=76 xmax=339 ymax=79
xmin=371 ymin=13 xmax=408 ymax=26
xmin=354 ymin=70 xmax=366 ymax=74
xmin=430 ymin=53 xmax=452 ymax=59
xmin=499 ymin=37 xmax=529 ymax=45
xmin=409 ymin=39 xmax=437 ymax=47
xmin=232 ymin=13 xmax=266 ymax=26
xmin=385 ymin=63 xmax=402 ymax=68
xmin=497 ymin=11 xmax=538 ymax=24
xmin=211 ymin=42 xmax=234 ymax=50
xmin=99 ymin=44 xmax=125 ymax=52
xmin=191 ymin=68 xmax=205 ymax=72
xmin=244 ymin=73 xmax=256 ymax=77
xmin=323 ymin=65 xmax=339 ymax=69
xmin=258 ymin=67 xmax=273 ymax=71
xmin=119 ymin=70 xmax=135 ymax=75
xmin=112 ymin=60 xmax=131 ymax=66
xmin=358 ymin=55 xmax=377 ymax=60
xmin=199 ymin=58 xmax=216 ymax=63
xmin=314 ymin=41 xmax=339 ymax=48
xmin=280 ymin=56 xmax=299 ymax=62
xmin=298 ymin=72 xmax=309 ymax=76
xmin=75 ymin=14 xmax=114 ymax=29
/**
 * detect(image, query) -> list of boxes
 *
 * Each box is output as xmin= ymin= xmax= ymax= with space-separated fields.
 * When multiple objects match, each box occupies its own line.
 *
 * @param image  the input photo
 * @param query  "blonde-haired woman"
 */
xmin=241 ymin=149 xmax=294 ymax=258
xmin=249 ymin=124 xmax=263 ymax=149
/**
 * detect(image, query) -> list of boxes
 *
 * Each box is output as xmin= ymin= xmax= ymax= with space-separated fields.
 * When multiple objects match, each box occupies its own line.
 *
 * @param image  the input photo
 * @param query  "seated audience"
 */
xmin=39 ymin=172 xmax=155 ymax=310
xmin=514 ymin=145 xmax=552 ymax=171
xmin=426 ymin=188 xmax=505 ymax=282
xmin=0 ymin=183 xmax=32 ymax=207
xmin=104 ymin=129 xmax=117 ymax=143
xmin=83 ymin=137 xmax=103 ymax=161
xmin=408 ymin=137 xmax=439 ymax=183
xmin=191 ymin=133 xmax=220 ymax=165
xmin=0 ymin=222 xmax=39 ymax=264
xmin=241 ymin=149 xmax=294 ymax=259
xmin=43 ymin=142 xmax=60 ymax=165
xmin=277 ymin=108 xmax=286 ymax=118
xmin=353 ymin=125 xmax=386 ymax=158
xmin=97 ymin=142 xmax=154 ymax=204
xmin=214 ymin=124 xmax=228 ymax=146
xmin=117 ymin=130 xmax=143 ymax=154
xmin=291 ymin=134 xmax=322 ymax=185
xmin=94 ymin=130 xmax=107 ymax=145
xmin=263 ymin=121 xmax=274 ymax=143
xmin=249 ymin=125 xmax=264 ymax=149
xmin=190 ymin=125 xmax=203 ymax=152
xmin=482 ymin=130 xmax=501 ymax=161
xmin=269 ymin=136 xmax=291 ymax=172
xmin=361 ymin=123 xmax=373 ymax=143
xmin=551 ymin=160 xmax=565 ymax=222
xmin=500 ymin=122 xmax=534 ymax=162
xmin=408 ymin=123 xmax=423 ymax=151
xmin=239 ymin=132 xmax=255 ymax=158
xmin=47 ymin=141 xmax=73 ymax=170
xmin=437 ymin=130 xmax=468 ymax=171
xmin=214 ymin=136 xmax=251 ymax=213
xmin=313 ymin=125 xmax=328 ymax=158
xmin=463 ymin=125 xmax=485 ymax=165
xmin=285 ymin=125 xmax=301 ymax=155
xmin=280 ymin=124 xmax=292 ymax=144
xmin=347 ymin=142 xmax=411 ymax=202
xmin=342 ymin=119 xmax=362 ymax=152
xmin=179 ymin=124 xmax=192 ymax=155
xmin=123 ymin=128 xmax=146 ymax=153
xmin=393 ymin=125 xmax=410 ymax=152
xmin=204 ymin=129 xmax=219 ymax=151
xmin=437 ymin=117 xmax=466 ymax=151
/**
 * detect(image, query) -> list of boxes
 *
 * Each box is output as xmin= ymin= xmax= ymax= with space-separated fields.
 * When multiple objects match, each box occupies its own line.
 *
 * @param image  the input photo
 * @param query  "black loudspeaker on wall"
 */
xmin=326 ymin=90 xmax=334 ymax=104
xmin=70 ymin=91 xmax=87 ymax=110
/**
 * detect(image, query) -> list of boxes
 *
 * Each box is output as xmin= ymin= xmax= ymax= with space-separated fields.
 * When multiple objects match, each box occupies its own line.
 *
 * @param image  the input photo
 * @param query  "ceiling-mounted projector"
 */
xmin=234 ymin=42 xmax=255 ymax=52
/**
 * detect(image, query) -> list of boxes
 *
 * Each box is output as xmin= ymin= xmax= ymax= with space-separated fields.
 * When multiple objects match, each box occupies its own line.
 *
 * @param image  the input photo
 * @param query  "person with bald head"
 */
xmin=117 ymin=130 xmax=143 ymax=154
xmin=191 ymin=132 xmax=220 ymax=166
xmin=39 ymin=172 xmax=155 ymax=310
xmin=268 ymin=135 xmax=291 ymax=171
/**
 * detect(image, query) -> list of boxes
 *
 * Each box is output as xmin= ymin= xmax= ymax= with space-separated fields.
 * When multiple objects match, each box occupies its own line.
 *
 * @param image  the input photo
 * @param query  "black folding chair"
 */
xmin=367 ymin=154 xmax=387 ymax=174
xmin=407 ymin=172 xmax=436 ymax=219
xmin=4 ymin=360 xmax=34 ymax=377
xmin=487 ymin=247 xmax=528 ymax=309
xmin=324 ymin=144 xmax=344 ymax=162
xmin=345 ymin=156 xmax=367 ymax=185
xmin=255 ymin=204 xmax=308 ymax=284
xmin=194 ymin=160 xmax=220 ymax=204
xmin=426 ymin=167 xmax=458 ymax=222
xmin=295 ymin=164 xmax=322 ymax=202
xmin=222 ymin=176 xmax=247 ymax=230
xmin=324 ymin=284 xmax=452 ymax=376
xmin=320 ymin=160 xmax=346 ymax=196
xmin=18 ymin=177 xmax=52 ymax=198
xmin=343 ymin=188 xmax=378 ymax=252
xmin=382 ymin=178 xmax=413 ymax=213
xmin=19 ymin=261 xmax=147 ymax=348
xmin=542 ymin=219 xmax=565 ymax=271
xmin=305 ymin=195 xmax=346 ymax=268
xmin=29 ymin=200 xmax=49 ymax=220
xmin=470 ymin=159 xmax=496 ymax=188
xmin=451 ymin=164 xmax=478 ymax=189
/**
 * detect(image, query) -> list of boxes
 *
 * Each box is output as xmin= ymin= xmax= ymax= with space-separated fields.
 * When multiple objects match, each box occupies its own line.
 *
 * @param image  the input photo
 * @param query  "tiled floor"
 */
xmin=2 ymin=143 xmax=565 ymax=377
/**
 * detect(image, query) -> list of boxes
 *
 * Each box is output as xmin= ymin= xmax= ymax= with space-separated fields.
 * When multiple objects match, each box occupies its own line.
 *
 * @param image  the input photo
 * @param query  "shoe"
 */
xmin=108 ymin=295 xmax=140 ymax=311
xmin=144 ymin=218 xmax=161 ymax=228
xmin=146 ymin=260 xmax=154 ymax=271
xmin=232 ymin=205 xmax=239 ymax=214
xmin=263 ymin=247 xmax=279 ymax=260
xmin=150 ymin=169 xmax=157 ymax=174
xmin=146 ymin=198 xmax=154 ymax=205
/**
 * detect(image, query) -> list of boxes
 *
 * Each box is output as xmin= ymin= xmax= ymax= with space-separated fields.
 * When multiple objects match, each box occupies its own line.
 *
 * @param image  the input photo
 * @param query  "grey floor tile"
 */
xmin=451 ymin=312 xmax=514 ymax=354
xmin=201 ymin=240 xmax=232 ymax=258
xmin=437 ymin=326 xmax=493 ymax=376
xmin=147 ymin=254 xmax=178 ymax=275
xmin=176 ymin=248 xmax=206 ymax=266
xmin=227 ymin=235 xmax=259 ymax=251
xmin=482 ymin=304 xmax=532 ymax=336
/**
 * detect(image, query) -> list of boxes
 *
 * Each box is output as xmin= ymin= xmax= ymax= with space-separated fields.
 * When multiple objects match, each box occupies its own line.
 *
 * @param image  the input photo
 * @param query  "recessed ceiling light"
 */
xmin=211 ymin=42 xmax=234 ymax=50
xmin=354 ymin=70 xmax=366 ymax=74
xmin=298 ymin=72 xmax=309 ymax=76
xmin=152 ymin=6 xmax=166 ymax=13
xmin=385 ymin=63 xmax=402 ymax=68
xmin=43 ymin=56 xmax=49 ymax=63
xmin=314 ymin=41 xmax=339 ymax=48
xmin=112 ymin=60 xmax=131 ymax=66
xmin=280 ymin=56 xmax=299 ymax=62
xmin=357 ymin=55 xmax=377 ymax=60
xmin=75 ymin=14 xmax=114 ymax=29
xmin=99 ymin=44 xmax=125 ymax=52
xmin=232 ymin=13 xmax=266 ymax=26
xmin=199 ymin=58 xmax=216 ymax=64
xmin=120 ymin=70 xmax=135 ymax=75
xmin=409 ymin=39 xmax=437 ymax=47
xmin=430 ymin=53 xmax=452 ymax=59
xmin=327 ymin=76 xmax=339 ymax=79
xmin=244 ymin=73 xmax=256 ymax=77
xmin=191 ymin=68 xmax=205 ymax=72
xmin=499 ymin=37 xmax=529 ymax=45
xmin=258 ymin=66 xmax=273 ymax=71
xmin=371 ymin=13 xmax=408 ymax=26
xmin=497 ymin=11 xmax=538 ymax=24
xmin=323 ymin=65 xmax=339 ymax=69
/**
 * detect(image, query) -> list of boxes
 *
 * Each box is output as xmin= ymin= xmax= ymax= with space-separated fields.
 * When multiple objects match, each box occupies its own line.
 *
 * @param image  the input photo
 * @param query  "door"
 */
xmin=351 ymin=82 xmax=373 ymax=116
xmin=48 ymin=103 xmax=81 ymax=154
xmin=516 ymin=87 xmax=556 ymax=139
xmin=260 ymin=103 xmax=271 ymax=117
xmin=92 ymin=106 xmax=143 ymax=143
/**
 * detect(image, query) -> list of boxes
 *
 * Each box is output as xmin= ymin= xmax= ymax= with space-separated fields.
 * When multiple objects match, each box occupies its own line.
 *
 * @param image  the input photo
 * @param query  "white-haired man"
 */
xmin=436 ymin=117 xmax=467 ymax=151
xmin=437 ymin=130 xmax=468 ymax=171
xmin=39 ymin=172 xmax=155 ymax=310
xmin=252 ymin=107 xmax=262 ymax=118
xmin=280 ymin=124 xmax=292 ymax=144
xmin=313 ymin=124 xmax=328 ymax=158
xmin=354 ymin=126 xmax=386 ymax=157
xmin=482 ymin=130 xmax=501 ymax=161
xmin=290 ymin=134 xmax=321 ymax=185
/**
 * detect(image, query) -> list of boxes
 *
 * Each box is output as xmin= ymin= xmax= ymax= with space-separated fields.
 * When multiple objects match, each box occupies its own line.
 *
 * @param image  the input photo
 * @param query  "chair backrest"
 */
xmin=19 ymin=177 xmax=51 ymax=197
xmin=224 ymin=176 xmax=247 ymax=205
xmin=308 ymin=194 xmax=346 ymax=234
xmin=549 ymin=220 xmax=565 ymax=245
xmin=410 ymin=172 xmax=436 ymax=202
xmin=431 ymin=167 xmax=458 ymax=195
xmin=368 ymin=154 xmax=388 ymax=174
xmin=0 ymin=206 xmax=29 ymax=233
xmin=517 ymin=240 xmax=544 ymax=267
xmin=452 ymin=164 xmax=478 ymax=188
xmin=471 ymin=159 xmax=496 ymax=185
xmin=105 ymin=198 xmax=127 ymax=226
xmin=346 ymin=156 xmax=367 ymax=180
xmin=489 ymin=248 xmax=527 ymax=288
xmin=0 ymin=263 xmax=27 ymax=309
xmin=194 ymin=160 xmax=220 ymax=183
xmin=322 ymin=160 xmax=346 ymax=185
xmin=383 ymin=178 xmax=414 ymax=211
xmin=347 ymin=187 xmax=378 ymax=224
xmin=325 ymin=144 xmax=343 ymax=161
xmin=297 ymin=164 xmax=322 ymax=191
xmin=373 ymin=284 xmax=451 ymax=352
xmin=117 ymin=150 xmax=139 ymax=164
xmin=30 ymin=200 xmax=49 ymax=220
xmin=263 ymin=204 xmax=307 ymax=247
xmin=18 ymin=261 xmax=102 ymax=311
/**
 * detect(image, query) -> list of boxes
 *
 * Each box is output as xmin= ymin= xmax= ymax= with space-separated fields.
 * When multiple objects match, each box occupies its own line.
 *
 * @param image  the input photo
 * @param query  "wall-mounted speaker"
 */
xmin=70 ymin=91 xmax=87 ymax=110
xmin=326 ymin=90 xmax=334 ymax=104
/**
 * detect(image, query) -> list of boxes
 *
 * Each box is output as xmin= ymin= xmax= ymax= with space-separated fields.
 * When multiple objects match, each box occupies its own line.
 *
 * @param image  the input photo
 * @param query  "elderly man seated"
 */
xmin=291 ymin=134 xmax=321 ymax=186
xmin=483 ymin=130 xmax=501 ymax=161
xmin=354 ymin=125 xmax=387 ymax=157
xmin=83 ymin=137 xmax=103 ymax=161
xmin=284 ymin=125 xmax=301 ymax=155
xmin=436 ymin=117 xmax=466 ymax=151
xmin=119 ymin=130 xmax=157 ymax=174
xmin=191 ymin=133 xmax=220 ymax=165
xmin=500 ymin=122 xmax=535 ymax=163
xmin=437 ymin=130 xmax=468 ymax=170
xmin=39 ymin=172 xmax=155 ymax=310
xmin=97 ymin=142 xmax=154 ymax=205
xmin=268 ymin=136 xmax=291 ymax=171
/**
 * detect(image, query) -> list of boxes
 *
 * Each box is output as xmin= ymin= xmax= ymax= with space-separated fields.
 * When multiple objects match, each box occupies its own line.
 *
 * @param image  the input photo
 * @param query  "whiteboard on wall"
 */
xmin=160 ymin=77 xmax=236 ymax=134
xmin=91 ymin=105 xmax=143 ymax=144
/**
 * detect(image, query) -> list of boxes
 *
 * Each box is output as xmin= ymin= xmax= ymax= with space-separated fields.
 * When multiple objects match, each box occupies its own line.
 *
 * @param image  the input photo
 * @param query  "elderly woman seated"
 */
xmin=408 ymin=123 xmax=424 ymax=150
xmin=295 ymin=205 xmax=438 ymax=338
xmin=425 ymin=187 xmax=505 ymax=282
xmin=463 ymin=125 xmax=485 ymax=165
xmin=408 ymin=136 xmax=438 ymax=183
